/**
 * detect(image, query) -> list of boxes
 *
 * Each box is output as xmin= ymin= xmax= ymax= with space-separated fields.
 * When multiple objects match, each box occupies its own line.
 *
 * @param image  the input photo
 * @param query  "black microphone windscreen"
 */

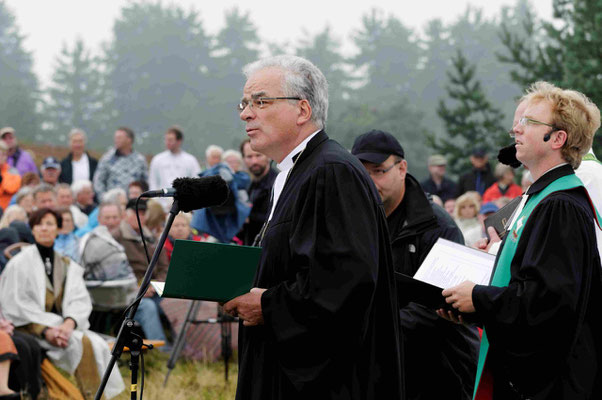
xmin=172 ymin=176 xmax=230 ymax=212
xmin=497 ymin=143 xmax=522 ymax=168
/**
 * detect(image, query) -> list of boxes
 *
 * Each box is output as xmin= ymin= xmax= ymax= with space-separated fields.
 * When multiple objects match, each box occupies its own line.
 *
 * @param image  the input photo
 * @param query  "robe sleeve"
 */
xmin=472 ymin=192 xmax=598 ymax=362
xmin=261 ymin=163 xmax=382 ymax=384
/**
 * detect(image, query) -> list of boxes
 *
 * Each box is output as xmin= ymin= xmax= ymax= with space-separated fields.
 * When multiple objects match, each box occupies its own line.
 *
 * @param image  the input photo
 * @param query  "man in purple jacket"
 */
xmin=0 ymin=127 xmax=38 ymax=176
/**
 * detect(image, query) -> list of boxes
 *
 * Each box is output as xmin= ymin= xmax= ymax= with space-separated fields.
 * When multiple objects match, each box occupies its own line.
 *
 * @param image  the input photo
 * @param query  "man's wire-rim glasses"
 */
xmin=508 ymin=117 xmax=561 ymax=138
xmin=368 ymin=160 xmax=402 ymax=177
xmin=237 ymin=97 xmax=301 ymax=113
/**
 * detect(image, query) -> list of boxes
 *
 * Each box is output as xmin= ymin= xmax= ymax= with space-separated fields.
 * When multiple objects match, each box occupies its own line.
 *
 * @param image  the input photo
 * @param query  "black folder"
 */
xmin=484 ymin=196 xmax=522 ymax=240
xmin=395 ymin=272 xmax=451 ymax=310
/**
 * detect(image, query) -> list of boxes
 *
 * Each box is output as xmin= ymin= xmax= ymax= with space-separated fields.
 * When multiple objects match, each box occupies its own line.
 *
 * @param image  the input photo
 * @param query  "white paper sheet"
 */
xmin=413 ymin=238 xmax=495 ymax=289
xmin=150 ymin=281 xmax=165 ymax=297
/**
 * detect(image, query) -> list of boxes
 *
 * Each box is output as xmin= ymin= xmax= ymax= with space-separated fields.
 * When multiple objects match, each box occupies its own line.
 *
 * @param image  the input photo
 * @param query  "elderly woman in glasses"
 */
xmin=0 ymin=208 xmax=125 ymax=399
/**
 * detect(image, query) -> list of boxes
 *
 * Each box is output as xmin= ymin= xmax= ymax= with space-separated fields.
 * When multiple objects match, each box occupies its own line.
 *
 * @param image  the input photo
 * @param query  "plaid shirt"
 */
xmin=93 ymin=148 xmax=148 ymax=197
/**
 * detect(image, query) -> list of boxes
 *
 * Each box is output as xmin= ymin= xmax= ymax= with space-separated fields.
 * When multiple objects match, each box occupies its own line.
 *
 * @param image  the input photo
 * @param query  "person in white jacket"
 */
xmin=0 ymin=208 xmax=124 ymax=399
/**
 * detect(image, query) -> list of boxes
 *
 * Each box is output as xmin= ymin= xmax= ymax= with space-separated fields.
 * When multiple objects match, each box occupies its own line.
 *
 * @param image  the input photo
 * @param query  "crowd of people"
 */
xmin=0 ymin=54 xmax=601 ymax=400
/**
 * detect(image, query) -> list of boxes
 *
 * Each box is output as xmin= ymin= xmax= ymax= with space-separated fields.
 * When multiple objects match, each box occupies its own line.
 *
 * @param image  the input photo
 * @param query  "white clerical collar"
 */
xmin=276 ymin=129 xmax=321 ymax=172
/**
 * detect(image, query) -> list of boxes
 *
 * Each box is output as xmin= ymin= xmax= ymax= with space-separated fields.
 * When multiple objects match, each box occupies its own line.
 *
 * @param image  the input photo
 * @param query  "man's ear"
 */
xmin=296 ymin=99 xmax=312 ymax=126
xmin=551 ymin=130 xmax=567 ymax=150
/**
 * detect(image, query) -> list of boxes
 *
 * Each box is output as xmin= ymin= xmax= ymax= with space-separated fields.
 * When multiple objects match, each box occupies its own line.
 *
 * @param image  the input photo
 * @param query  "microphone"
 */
xmin=543 ymin=132 xmax=551 ymax=142
xmin=141 ymin=176 xmax=230 ymax=212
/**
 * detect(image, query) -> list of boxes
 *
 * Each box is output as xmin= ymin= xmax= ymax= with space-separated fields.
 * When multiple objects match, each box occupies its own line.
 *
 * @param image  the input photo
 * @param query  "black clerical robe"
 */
xmin=236 ymin=131 xmax=403 ymax=400
xmin=472 ymin=165 xmax=602 ymax=399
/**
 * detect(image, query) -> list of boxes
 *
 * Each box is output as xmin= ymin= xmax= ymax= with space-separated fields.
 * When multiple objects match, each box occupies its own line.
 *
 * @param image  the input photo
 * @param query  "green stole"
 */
xmin=473 ymin=173 xmax=602 ymax=398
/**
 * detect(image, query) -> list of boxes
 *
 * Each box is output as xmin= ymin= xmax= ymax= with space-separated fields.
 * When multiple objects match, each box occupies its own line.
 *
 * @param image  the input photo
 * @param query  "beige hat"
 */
xmin=428 ymin=154 xmax=447 ymax=166
xmin=0 ymin=127 xmax=15 ymax=138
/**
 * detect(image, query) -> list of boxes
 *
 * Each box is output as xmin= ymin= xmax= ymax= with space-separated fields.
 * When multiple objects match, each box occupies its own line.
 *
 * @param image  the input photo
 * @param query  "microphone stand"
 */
xmin=94 ymin=199 xmax=181 ymax=400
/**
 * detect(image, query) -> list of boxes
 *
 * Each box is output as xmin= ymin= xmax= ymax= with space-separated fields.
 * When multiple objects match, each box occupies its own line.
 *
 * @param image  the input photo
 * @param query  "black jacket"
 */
xmin=457 ymin=163 xmax=496 ymax=197
xmin=59 ymin=152 xmax=98 ymax=184
xmin=420 ymin=176 xmax=457 ymax=203
xmin=391 ymin=174 xmax=480 ymax=400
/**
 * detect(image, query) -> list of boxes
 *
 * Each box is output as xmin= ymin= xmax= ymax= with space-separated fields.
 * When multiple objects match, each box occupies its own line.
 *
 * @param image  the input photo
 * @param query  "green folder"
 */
xmin=163 ymin=240 xmax=261 ymax=302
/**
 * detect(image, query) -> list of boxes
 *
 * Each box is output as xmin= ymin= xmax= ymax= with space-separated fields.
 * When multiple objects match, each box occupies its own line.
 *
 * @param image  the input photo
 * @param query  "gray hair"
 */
xmin=222 ymin=149 xmax=243 ymax=163
xmin=14 ymin=187 xmax=33 ymax=204
xmin=32 ymin=183 xmax=55 ymax=199
xmin=243 ymin=55 xmax=329 ymax=129
xmin=69 ymin=128 xmax=87 ymax=141
xmin=102 ymin=188 xmax=127 ymax=204
xmin=205 ymin=144 xmax=224 ymax=159
xmin=98 ymin=201 xmax=122 ymax=217
xmin=494 ymin=163 xmax=514 ymax=180
xmin=54 ymin=183 xmax=72 ymax=195
xmin=71 ymin=179 xmax=93 ymax=196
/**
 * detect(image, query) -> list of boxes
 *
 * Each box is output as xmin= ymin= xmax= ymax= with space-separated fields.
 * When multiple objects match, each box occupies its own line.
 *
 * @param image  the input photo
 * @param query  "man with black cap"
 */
xmin=40 ymin=156 xmax=61 ymax=187
xmin=456 ymin=147 xmax=496 ymax=197
xmin=352 ymin=129 xmax=479 ymax=400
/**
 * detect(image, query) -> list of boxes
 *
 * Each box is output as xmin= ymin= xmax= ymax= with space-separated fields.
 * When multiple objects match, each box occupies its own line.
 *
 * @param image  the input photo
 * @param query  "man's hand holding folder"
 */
xmin=223 ymin=288 xmax=267 ymax=326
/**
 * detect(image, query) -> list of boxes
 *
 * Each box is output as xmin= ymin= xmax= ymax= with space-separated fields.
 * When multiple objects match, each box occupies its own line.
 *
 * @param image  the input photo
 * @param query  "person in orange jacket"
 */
xmin=0 ymin=142 xmax=21 ymax=211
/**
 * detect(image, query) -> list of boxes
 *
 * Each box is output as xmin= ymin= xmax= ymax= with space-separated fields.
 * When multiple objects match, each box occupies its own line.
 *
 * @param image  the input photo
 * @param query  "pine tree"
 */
xmin=497 ymin=0 xmax=602 ymax=153
xmin=432 ymin=50 xmax=507 ymax=176
xmin=45 ymin=38 xmax=109 ymax=144
xmin=0 ymin=1 xmax=41 ymax=140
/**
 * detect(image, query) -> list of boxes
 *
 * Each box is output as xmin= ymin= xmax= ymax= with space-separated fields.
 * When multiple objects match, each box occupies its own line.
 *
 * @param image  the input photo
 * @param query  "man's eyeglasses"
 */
xmin=508 ymin=117 xmax=561 ymax=138
xmin=367 ymin=160 xmax=401 ymax=177
xmin=237 ymin=97 xmax=301 ymax=113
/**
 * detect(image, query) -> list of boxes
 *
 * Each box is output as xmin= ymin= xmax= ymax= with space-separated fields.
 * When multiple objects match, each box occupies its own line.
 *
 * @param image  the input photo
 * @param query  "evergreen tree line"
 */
xmin=0 ymin=0 xmax=600 ymax=179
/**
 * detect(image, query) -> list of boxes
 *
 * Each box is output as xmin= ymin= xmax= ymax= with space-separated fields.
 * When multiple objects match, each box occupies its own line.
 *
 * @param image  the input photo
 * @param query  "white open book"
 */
xmin=413 ymin=238 xmax=495 ymax=289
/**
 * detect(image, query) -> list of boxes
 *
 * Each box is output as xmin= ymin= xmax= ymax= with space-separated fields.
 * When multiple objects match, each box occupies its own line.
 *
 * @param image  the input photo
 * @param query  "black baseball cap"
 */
xmin=351 ymin=130 xmax=405 ymax=164
xmin=472 ymin=147 xmax=488 ymax=157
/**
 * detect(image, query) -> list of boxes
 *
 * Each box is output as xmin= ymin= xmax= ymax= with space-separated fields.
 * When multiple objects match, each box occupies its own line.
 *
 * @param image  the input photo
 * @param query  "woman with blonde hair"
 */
xmin=453 ymin=193 xmax=483 ymax=246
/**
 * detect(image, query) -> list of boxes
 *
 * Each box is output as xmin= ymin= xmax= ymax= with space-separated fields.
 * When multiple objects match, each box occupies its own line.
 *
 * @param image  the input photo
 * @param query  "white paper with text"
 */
xmin=413 ymin=238 xmax=495 ymax=289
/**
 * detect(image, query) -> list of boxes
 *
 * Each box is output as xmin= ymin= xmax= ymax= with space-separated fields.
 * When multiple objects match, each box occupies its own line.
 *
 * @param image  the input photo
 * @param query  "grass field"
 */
xmin=112 ymin=350 xmax=238 ymax=400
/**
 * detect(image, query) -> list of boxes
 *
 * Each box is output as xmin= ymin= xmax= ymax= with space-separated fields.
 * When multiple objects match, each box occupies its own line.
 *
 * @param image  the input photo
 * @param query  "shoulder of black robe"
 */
xmin=472 ymin=187 xmax=602 ymax=398
xmin=236 ymin=131 xmax=403 ymax=400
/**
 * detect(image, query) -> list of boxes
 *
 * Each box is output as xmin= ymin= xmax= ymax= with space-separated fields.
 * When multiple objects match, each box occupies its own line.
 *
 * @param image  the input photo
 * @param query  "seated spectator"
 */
xmin=191 ymin=160 xmax=250 ymax=244
xmin=478 ymin=201 xmax=499 ymax=236
xmin=0 ymin=329 xmax=19 ymax=399
xmin=0 ymin=208 xmax=125 ymax=399
xmin=55 ymin=183 xmax=88 ymax=229
xmin=0 ymin=310 xmax=42 ymax=399
xmin=127 ymin=180 xmax=148 ymax=200
xmin=223 ymin=149 xmax=251 ymax=205
xmin=13 ymin=188 xmax=34 ymax=216
xmin=32 ymin=183 xmax=57 ymax=210
xmin=0 ymin=141 xmax=21 ymax=212
xmin=443 ymin=198 xmax=456 ymax=217
xmin=165 ymin=212 xmax=208 ymax=261
xmin=110 ymin=199 xmax=170 ymax=342
xmin=145 ymin=199 xmax=166 ymax=238
xmin=79 ymin=203 xmax=163 ymax=341
xmin=74 ymin=187 xmax=126 ymax=238
xmin=71 ymin=179 xmax=97 ymax=216
xmin=205 ymin=144 xmax=223 ymax=169
xmin=40 ymin=157 xmax=61 ymax=187
xmin=0 ymin=206 xmax=26 ymax=230
xmin=521 ymin=169 xmax=534 ymax=192
xmin=20 ymin=172 xmax=40 ymax=188
xmin=54 ymin=207 xmax=80 ymax=262
xmin=482 ymin=163 xmax=523 ymax=203
xmin=453 ymin=192 xmax=483 ymax=246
